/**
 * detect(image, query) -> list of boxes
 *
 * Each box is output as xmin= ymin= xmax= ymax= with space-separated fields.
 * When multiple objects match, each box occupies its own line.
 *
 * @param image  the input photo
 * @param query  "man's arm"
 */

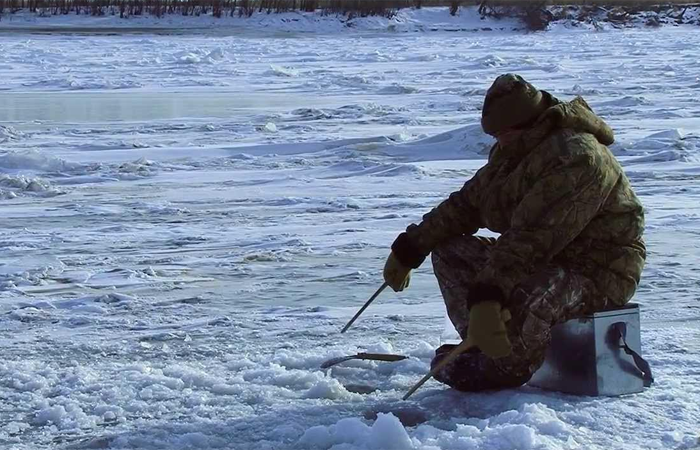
xmin=391 ymin=167 xmax=486 ymax=269
xmin=470 ymin=144 xmax=620 ymax=307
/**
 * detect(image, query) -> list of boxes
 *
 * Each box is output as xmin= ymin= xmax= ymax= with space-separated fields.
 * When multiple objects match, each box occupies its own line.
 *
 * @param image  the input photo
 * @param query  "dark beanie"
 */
xmin=481 ymin=74 xmax=547 ymax=136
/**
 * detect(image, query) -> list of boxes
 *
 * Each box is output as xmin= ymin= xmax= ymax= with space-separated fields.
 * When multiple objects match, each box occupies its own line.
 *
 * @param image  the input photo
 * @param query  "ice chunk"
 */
xmin=0 ymin=125 xmax=25 ymax=142
xmin=5 ymin=422 xmax=30 ymax=435
xmin=305 ymin=378 xmax=353 ymax=400
xmin=34 ymin=405 xmax=66 ymax=426
xmin=368 ymin=413 xmax=414 ymax=450
xmin=298 ymin=426 xmax=333 ymax=449
xmin=365 ymin=341 xmax=395 ymax=354
xmin=268 ymin=64 xmax=299 ymax=77
xmin=177 ymin=53 xmax=202 ymax=64
xmin=0 ymin=174 xmax=63 ymax=198
xmin=333 ymin=418 xmax=371 ymax=443
xmin=261 ymin=122 xmax=278 ymax=133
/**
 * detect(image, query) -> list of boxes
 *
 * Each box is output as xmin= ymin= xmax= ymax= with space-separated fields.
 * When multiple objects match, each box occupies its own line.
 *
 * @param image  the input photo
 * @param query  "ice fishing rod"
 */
xmin=321 ymin=352 xmax=408 ymax=369
xmin=340 ymin=282 xmax=389 ymax=333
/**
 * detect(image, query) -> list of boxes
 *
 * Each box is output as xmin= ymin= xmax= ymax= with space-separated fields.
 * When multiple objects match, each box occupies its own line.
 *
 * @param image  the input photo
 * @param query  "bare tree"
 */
xmin=449 ymin=0 xmax=460 ymax=16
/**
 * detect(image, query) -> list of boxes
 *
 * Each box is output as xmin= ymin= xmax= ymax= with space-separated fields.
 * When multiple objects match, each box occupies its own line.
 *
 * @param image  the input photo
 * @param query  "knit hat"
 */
xmin=481 ymin=74 xmax=547 ymax=136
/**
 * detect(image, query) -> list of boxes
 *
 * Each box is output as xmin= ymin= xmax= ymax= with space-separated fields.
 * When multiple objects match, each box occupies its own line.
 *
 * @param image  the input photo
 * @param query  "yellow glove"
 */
xmin=466 ymin=300 xmax=512 ymax=358
xmin=383 ymin=252 xmax=411 ymax=292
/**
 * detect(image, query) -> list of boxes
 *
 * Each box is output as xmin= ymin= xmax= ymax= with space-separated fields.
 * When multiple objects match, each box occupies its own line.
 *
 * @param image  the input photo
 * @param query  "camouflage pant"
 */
xmin=430 ymin=235 xmax=610 ymax=391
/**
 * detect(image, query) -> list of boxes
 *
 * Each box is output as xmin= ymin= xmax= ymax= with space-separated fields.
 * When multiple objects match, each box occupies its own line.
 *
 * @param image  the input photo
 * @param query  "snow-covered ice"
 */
xmin=1 ymin=10 xmax=699 ymax=450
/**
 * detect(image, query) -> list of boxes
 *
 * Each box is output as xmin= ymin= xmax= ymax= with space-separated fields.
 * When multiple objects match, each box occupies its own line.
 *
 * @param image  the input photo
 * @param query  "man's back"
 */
xmin=406 ymin=95 xmax=646 ymax=306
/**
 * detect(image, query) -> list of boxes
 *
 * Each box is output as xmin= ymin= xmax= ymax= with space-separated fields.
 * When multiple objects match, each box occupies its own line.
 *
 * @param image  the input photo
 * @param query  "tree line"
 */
xmin=0 ymin=0 xmax=422 ymax=17
xmin=0 ymin=0 xmax=685 ymax=20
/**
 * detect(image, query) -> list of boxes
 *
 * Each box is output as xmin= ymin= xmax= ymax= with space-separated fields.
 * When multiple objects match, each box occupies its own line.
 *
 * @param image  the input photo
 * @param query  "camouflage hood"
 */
xmin=490 ymin=93 xmax=614 ymax=164
xmin=539 ymin=94 xmax=614 ymax=146
xmin=393 ymin=95 xmax=646 ymax=307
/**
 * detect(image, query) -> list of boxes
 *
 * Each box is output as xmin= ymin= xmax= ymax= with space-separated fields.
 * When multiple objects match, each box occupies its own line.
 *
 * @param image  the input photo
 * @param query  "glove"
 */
xmin=466 ymin=300 xmax=512 ymax=358
xmin=383 ymin=252 xmax=411 ymax=292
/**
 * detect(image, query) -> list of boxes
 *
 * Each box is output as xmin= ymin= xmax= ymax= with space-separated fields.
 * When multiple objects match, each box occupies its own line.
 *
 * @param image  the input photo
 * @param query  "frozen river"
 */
xmin=1 ymin=20 xmax=699 ymax=450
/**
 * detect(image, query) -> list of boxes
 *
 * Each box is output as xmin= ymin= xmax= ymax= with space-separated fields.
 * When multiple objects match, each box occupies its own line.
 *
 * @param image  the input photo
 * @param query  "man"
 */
xmin=384 ymin=74 xmax=646 ymax=391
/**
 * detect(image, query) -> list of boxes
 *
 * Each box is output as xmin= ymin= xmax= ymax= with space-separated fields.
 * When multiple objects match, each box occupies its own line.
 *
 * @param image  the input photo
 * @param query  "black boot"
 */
xmin=431 ymin=344 xmax=531 ymax=392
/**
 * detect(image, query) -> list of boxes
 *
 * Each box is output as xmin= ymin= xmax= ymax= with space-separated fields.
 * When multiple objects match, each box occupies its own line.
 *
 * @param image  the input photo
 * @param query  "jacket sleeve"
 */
xmin=470 ymin=142 xmax=620 ymax=307
xmin=391 ymin=167 xmax=485 ymax=268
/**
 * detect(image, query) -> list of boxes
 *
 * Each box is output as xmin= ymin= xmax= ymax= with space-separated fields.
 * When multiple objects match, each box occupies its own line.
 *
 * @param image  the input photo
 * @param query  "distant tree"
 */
xmin=522 ymin=1 xmax=552 ymax=31
xmin=300 ymin=0 xmax=311 ymax=12
xmin=238 ymin=0 xmax=253 ymax=17
xmin=449 ymin=0 xmax=460 ymax=16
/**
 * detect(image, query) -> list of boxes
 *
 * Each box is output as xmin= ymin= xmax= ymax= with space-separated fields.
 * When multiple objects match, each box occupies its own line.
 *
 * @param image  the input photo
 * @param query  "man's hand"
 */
xmin=466 ymin=300 xmax=512 ymax=358
xmin=383 ymin=252 xmax=411 ymax=292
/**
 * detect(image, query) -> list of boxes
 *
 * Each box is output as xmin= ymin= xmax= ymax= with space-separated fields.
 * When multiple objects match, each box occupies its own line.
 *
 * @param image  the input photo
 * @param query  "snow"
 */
xmin=1 ymin=9 xmax=700 ymax=450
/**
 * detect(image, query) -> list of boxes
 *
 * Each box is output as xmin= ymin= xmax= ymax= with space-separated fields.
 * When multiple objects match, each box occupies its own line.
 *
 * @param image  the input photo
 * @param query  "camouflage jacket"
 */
xmin=392 ymin=95 xmax=646 ymax=307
